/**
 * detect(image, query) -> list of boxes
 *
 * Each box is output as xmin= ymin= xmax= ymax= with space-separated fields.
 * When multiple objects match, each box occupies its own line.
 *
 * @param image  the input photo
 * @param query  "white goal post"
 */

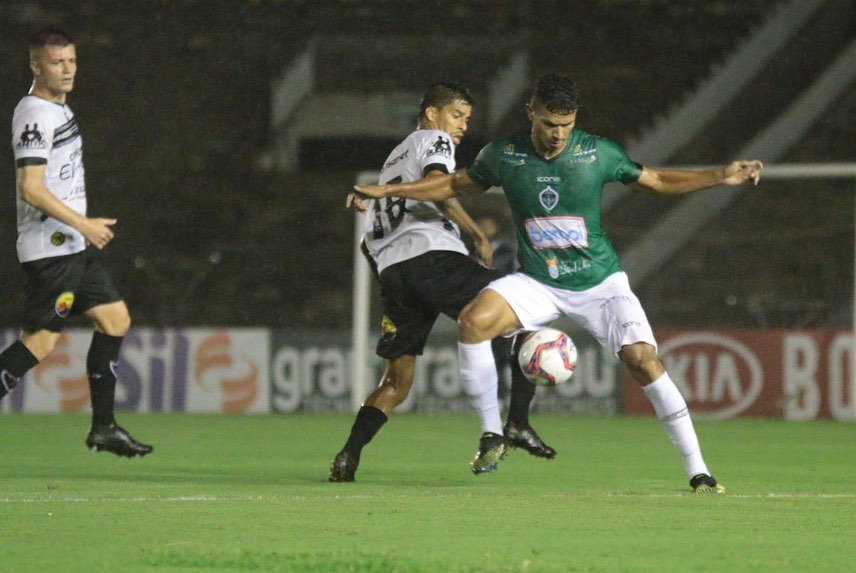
xmin=350 ymin=163 xmax=856 ymax=411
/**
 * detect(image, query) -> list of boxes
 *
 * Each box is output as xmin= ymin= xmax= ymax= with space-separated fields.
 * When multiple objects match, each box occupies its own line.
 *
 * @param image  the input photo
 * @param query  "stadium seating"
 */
xmin=0 ymin=0 xmax=851 ymax=329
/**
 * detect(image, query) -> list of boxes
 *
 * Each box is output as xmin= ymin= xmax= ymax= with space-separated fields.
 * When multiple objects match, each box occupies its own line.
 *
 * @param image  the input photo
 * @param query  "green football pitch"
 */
xmin=1 ymin=413 xmax=853 ymax=573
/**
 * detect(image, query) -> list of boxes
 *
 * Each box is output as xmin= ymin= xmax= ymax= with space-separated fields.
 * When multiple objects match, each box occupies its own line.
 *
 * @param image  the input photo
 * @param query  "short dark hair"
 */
xmin=531 ymin=74 xmax=580 ymax=115
xmin=29 ymin=27 xmax=74 ymax=55
xmin=418 ymin=82 xmax=475 ymax=120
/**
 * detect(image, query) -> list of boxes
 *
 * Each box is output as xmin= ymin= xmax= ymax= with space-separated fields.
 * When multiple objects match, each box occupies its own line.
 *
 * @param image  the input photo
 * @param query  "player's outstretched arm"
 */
xmin=354 ymin=170 xmax=484 ymax=202
xmin=721 ymin=160 xmax=764 ymax=186
xmin=635 ymin=160 xmax=763 ymax=195
xmin=354 ymin=173 xmax=455 ymax=201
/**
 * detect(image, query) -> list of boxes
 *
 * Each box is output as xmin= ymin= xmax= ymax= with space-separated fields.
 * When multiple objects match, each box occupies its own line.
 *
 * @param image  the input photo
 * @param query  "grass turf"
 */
xmin=1 ymin=413 xmax=854 ymax=572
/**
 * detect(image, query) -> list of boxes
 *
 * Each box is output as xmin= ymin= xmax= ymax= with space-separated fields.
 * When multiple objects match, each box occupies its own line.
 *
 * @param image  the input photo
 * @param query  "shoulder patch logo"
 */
xmin=54 ymin=291 xmax=75 ymax=318
xmin=539 ymin=186 xmax=560 ymax=211
xmin=429 ymin=135 xmax=452 ymax=157
xmin=16 ymin=123 xmax=47 ymax=150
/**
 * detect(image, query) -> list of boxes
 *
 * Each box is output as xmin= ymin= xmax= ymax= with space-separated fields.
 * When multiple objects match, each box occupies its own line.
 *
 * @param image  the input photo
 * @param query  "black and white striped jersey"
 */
xmin=363 ymin=129 xmax=468 ymax=273
xmin=12 ymin=95 xmax=87 ymax=262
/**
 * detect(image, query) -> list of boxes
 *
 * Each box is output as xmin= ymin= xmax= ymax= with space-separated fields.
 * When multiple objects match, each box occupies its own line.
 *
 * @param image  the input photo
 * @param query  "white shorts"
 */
xmin=485 ymin=271 xmax=657 ymax=356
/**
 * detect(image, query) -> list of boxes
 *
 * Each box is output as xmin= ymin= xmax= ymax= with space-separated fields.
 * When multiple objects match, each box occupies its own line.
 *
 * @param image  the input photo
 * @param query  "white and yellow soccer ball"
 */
xmin=517 ymin=328 xmax=578 ymax=386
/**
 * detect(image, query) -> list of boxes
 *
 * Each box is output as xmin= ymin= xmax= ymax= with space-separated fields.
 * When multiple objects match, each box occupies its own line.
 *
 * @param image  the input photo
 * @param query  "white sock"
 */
xmin=643 ymin=373 xmax=710 ymax=479
xmin=458 ymin=341 xmax=503 ymax=435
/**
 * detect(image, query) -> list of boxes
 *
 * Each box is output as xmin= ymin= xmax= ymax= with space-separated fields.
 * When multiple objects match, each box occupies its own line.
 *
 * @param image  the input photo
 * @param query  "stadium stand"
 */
xmin=0 ymin=0 xmax=852 ymax=330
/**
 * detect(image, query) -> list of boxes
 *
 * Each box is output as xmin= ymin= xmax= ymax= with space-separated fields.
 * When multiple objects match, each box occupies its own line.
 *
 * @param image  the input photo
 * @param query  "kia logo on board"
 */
xmin=659 ymin=333 xmax=763 ymax=419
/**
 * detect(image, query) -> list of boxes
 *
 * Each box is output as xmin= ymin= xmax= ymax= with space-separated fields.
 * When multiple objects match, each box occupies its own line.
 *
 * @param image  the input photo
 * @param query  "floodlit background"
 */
xmin=1 ymin=0 xmax=852 ymax=330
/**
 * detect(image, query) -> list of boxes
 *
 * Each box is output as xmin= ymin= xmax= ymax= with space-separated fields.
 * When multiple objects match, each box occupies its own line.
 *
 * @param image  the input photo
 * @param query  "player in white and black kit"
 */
xmin=329 ymin=83 xmax=553 ymax=482
xmin=0 ymin=28 xmax=152 ymax=457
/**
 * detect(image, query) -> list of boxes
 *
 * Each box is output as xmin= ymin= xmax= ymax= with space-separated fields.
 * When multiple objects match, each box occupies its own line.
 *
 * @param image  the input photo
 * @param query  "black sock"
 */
xmin=491 ymin=336 xmax=513 ymax=402
xmin=87 ymin=332 xmax=124 ymax=427
xmin=343 ymin=405 xmax=388 ymax=457
xmin=507 ymin=335 xmax=536 ymax=427
xmin=0 ymin=341 xmax=39 ymax=400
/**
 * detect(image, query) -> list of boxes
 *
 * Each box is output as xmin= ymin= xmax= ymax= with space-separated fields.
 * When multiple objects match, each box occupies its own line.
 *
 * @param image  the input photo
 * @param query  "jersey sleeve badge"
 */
xmin=15 ymin=122 xmax=48 ymax=151
xmin=428 ymin=134 xmax=453 ymax=158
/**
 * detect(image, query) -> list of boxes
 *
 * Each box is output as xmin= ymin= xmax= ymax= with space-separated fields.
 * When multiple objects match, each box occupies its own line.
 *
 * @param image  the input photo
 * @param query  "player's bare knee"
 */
xmin=89 ymin=302 xmax=131 ymax=336
xmin=619 ymin=343 xmax=662 ymax=383
xmin=117 ymin=312 xmax=131 ymax=336
xmin=20 ymin=330 xmax=62 ymax=361
xmin=457 ymin=308 xmax=493 ymax=343
xmin=108 ymin=314 xmax=131 ymax=337
xmin=102 ymin=316 xmax=130 ymax=337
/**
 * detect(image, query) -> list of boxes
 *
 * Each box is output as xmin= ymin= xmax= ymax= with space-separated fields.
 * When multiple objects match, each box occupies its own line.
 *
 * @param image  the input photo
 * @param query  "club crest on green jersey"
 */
xmin=539 ymin=186 xmax=559 ymax=211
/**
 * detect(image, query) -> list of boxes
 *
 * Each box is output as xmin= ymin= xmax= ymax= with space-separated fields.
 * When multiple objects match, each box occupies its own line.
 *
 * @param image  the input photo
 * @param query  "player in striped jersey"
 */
xmin=1 ymin=28 xmax=152 ymax=457
xmin=330 ymin=83 xmax=553 ymax=482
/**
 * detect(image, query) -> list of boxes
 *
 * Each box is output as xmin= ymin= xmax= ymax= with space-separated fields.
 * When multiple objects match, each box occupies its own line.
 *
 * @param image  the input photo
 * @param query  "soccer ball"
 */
xmin=517 ymin=328 xmax=577 ymax=386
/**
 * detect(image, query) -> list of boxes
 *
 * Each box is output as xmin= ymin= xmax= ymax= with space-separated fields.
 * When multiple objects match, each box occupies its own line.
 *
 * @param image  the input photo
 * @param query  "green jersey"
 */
xmin=467 ymin=129 xmax=643 ymax=290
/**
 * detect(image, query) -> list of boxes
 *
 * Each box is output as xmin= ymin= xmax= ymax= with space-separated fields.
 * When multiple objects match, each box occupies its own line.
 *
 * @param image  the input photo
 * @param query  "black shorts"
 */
xmin=20 ymin=249 xmax=123 ymax=332
xmin=376 ymin=250 xmax=502 ymax=359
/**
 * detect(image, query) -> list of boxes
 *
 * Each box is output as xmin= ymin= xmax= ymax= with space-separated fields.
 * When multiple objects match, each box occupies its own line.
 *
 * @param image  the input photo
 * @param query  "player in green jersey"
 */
xmin=354 ymin=74 xmax=763 ymax=493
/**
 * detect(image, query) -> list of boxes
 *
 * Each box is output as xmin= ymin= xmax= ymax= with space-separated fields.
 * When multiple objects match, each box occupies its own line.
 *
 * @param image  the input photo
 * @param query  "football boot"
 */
xmin=690 ymin=473 xmax=725 ymax=494
xmin=328 ymin=450 xmax=359 ymax=482
xmin=470 ymin=432 xmax=507 ymax=475
xmin=86 ymin=423 xmax=153 ymax=458
xmin=504 ymin=421 xmax=557 ymax=459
